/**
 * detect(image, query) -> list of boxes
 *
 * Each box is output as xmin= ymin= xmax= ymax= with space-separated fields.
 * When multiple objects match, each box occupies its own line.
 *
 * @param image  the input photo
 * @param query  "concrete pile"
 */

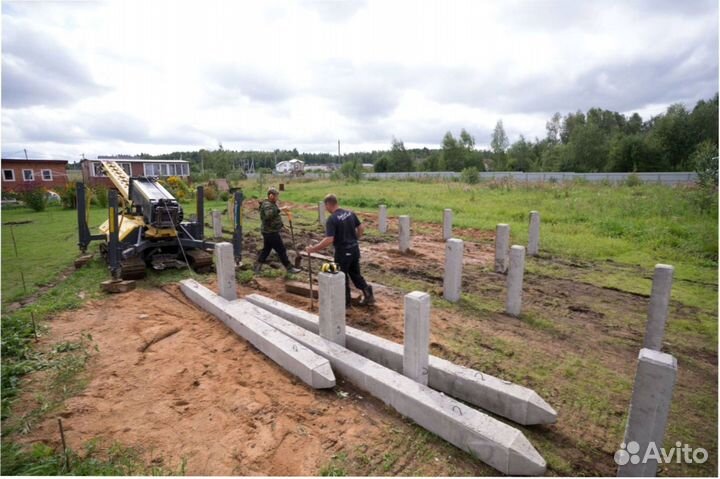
xmin=179 ymin=242 xmax=554 ymax=475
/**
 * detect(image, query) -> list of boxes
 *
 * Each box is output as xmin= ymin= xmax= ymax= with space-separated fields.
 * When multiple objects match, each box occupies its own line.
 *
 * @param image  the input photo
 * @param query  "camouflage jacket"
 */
xmin=259 ymin=200 xmax=283 ymax=234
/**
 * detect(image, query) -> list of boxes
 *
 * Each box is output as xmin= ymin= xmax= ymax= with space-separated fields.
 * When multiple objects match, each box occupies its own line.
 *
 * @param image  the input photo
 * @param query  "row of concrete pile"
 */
xmin=196 ymin=202 xmax=679 ymax=477
xmin=372 ymin=205 xmax=680 ymax=478
xmin=181 ymin=242 xmax=553 ymax=475
xmin=368 ymin=204 xmax=541 ymax=316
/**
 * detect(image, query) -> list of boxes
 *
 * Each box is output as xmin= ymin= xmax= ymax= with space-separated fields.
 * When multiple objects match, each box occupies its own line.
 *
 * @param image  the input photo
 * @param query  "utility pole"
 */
xmin=24 ymin=149 xmax=28 ymax=160
xmin=337 ymin=140 xmax=341 ymax=165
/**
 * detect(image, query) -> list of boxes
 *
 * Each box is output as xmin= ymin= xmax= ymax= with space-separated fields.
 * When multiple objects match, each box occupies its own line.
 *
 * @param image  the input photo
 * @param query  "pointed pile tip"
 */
xmin=525 ymin=390 xmax=558 ymax=425
xmin=507 ymin=430 xmax=547 ymax=476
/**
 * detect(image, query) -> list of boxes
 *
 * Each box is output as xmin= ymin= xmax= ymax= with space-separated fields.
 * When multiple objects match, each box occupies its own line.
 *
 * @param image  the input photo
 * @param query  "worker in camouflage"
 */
xmin=255 ymin=187 xmax=301 ymax=274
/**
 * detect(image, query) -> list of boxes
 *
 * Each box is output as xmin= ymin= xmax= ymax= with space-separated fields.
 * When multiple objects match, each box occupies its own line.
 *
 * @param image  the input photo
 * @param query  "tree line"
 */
xmin=123 ymin=93 xmax=717 ymax=175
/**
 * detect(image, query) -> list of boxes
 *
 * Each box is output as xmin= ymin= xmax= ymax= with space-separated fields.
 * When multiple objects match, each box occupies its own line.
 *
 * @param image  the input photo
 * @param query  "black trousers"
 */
xmin=258 ymin=232 xmax=290 ymax=267
xmin=335 ymin=245 xmax=369 ymax=304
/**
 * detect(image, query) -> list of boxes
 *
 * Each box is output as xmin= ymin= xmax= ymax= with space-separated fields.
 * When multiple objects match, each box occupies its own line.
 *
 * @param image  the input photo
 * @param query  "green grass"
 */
xmin=1 ymin=439 xmax=186 ymax=475
xmin=1 ymin=179 xmax=717 ymax=476
xmin=1 ymin=204 xmax=210 ymax=474
xmin=248 ymin=178 xmax=717 ymax=310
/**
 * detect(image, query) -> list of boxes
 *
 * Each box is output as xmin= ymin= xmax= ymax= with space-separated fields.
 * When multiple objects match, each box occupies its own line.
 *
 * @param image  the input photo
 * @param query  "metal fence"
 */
xmin=285 ymin=171 xmax=698 ymax=185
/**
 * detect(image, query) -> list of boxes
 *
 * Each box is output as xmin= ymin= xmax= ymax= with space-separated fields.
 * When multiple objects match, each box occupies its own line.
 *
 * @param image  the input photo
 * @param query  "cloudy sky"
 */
xmin=2 ymin=0 xmax=717 ymax=161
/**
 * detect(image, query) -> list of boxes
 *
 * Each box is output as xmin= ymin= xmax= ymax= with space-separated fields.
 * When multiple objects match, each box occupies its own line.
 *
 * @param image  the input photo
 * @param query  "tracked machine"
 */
xmin=77 ymin=160 xmax=244 ymax=280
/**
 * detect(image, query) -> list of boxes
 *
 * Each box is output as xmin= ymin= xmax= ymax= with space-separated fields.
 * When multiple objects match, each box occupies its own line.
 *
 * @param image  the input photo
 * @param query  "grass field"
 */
xmin=1 ymin=178 xmax=717 ymax=475
xmin=254 ymin=178 xmax=718 ymax=309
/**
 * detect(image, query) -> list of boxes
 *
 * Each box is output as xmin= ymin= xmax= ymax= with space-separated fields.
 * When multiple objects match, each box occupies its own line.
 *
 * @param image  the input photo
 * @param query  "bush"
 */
xmin=691 ymin=141 xmax=719 ymax=214
xmin=219 ymin=191 xmax=229 ymax=202
xmin=60 ymin=183 xmax=77 ymax=209
xmin=338 ymin=160 xmax=363 ymax=182
xmin=692 ymin=140 xmax=718 ymax=192
xmin=203 ymin=185 xmax=218 ymax=201
xmin=20 ymin=186 xmax=48 ymax=212
xmin=164 ymin=176 xmax=191 ymax=201
xmin=625 ymin=173 xmax=642 ymax=187
xmin=227 ymin=170 xmax=247 ymax=182
xmin=255 ymin=171 xmax=267 ymax=194
xmin=460 ymin=167 xmax=480 ymax=184
xmin=92 ymin=186 xmax=108 ymax=208
xmin=2 ymin=190 xmax=19 ymax=201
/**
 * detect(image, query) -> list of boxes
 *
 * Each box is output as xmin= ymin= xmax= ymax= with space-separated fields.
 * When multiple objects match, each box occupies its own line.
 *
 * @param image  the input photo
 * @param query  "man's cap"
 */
xmin=267 ymin=187 xmax=279 ymax=195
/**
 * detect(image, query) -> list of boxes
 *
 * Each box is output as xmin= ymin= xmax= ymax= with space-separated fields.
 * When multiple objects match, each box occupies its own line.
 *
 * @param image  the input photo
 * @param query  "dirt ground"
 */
xmin=10 ymin=204 xmax=717 ymax=476
xmin=13 ymin=284 xmax=416 ymax=475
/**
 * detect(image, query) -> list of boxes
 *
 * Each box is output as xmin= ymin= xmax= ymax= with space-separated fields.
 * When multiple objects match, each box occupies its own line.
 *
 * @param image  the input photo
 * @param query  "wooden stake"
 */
xmin=10 ymin=226 xmax=19 ymax=257
xmin=30 ymin=312 xmax=38 ymax=340
xmin=308 ymin=254 xmax=314 ymax=311
xmin=58 ymin=418 xmax=70 ymax=471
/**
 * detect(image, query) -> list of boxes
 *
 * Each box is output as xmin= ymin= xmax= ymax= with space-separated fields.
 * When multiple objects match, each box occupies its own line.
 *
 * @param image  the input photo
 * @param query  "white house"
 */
xmin=275 ymin=159 xmax=304 ymax=174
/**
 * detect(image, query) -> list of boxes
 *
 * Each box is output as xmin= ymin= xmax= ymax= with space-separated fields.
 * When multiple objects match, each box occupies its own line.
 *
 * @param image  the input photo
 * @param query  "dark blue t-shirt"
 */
xmin=325 ymin=208 xmax=361 ymax=250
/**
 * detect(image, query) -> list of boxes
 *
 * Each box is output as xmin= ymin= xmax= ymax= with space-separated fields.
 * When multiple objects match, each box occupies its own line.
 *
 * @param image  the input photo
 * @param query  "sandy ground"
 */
xmin=14 ymin=280 xmax=438 ymax=475
xmin=9 ymin=204 xmax=717 ymax=476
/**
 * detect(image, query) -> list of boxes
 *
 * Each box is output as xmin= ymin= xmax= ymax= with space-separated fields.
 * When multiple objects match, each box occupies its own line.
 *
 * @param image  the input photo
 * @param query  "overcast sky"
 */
xmin=2 ymin=0 xmax=717 ymax=161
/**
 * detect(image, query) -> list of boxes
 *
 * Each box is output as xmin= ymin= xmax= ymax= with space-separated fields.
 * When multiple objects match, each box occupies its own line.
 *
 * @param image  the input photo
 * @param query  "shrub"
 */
xmin=60 ymin=183 xmax=78 ymax=209
xmin=219 ymin=191 xmax=229 ymax=202
xmin=460 ymin=167 xmax=480 ymax=184
xmin=19 ymin=186 xmax=48 ymax=212
xmin=227 ymin=170 xmax=247 ymax=182
xmin=164 ymin=176 xmax=191 ymax=201
xmin=692 ymin=140 xmax=718 ymax=192
xmin=625 ymin=173 xmax=642 ymax=187
xmin=691 ymin=141 xmax=719 ymax=214
xmin=2 ymin=190 xmax=19 ymax=201
xmin=255 ymin=171 xmax=267 ymax=194
xmin=203 ymin=185 xmax=218 ymax=201
xmin=191 ymin=169 xmax=217 ymax=183
xmin=339 ymin=160 xmax=363 ymax=183
xmin=92 ymin=186 xmax=108 ymax=208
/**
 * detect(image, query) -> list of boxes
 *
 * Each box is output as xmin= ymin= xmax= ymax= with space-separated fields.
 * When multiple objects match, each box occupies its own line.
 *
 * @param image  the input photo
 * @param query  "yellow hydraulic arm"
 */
xmin=100 ymin=161 xmax=131 ymax=201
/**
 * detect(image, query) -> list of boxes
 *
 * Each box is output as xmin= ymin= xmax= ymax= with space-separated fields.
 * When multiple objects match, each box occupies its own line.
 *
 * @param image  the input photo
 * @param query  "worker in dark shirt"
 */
xmin=255 ymin=187 xmax=301 ymax=274
xmin=306 ymin=194 xmax=374 ymax=307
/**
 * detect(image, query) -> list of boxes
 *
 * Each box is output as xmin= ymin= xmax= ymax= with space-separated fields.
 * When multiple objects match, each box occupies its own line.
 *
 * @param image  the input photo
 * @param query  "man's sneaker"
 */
xmin=359 ymin=285 xmax=375 ymax=306
xmin=286 ymin=266 xmax=302 ymax=274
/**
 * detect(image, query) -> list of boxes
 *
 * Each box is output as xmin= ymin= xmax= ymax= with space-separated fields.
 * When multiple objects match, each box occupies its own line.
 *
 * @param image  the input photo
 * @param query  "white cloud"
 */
xmin=1 ymin=0 xmax=717 ymax=160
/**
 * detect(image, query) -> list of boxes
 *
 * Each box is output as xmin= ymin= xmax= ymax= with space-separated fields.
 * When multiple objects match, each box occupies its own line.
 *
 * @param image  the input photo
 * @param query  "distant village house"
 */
xmin=81 ymin=156 xmax=191 ymax=188
xmin=1 ymin=158 xmax=69 ymax=192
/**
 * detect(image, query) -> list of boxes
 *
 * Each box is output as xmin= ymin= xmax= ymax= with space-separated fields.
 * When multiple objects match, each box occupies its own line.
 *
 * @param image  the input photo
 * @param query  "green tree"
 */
xmin=625 ymin=112 xmax=644 ymax=135
xmin=560 ymin=111 xmax=585 ymax=144
xmin=389 ymin=138 xmax=413 ymax=172
xmin=441 ymin=132 xmax=464 ymax=171
xmin=420 ymin=151 xmax=441 ymax=171
xmin=650 ymin=103 xmax=694 ymax=170
xmin=490 ymin=120 xmax=509 ymax=154
xmin=608 ymin=134 xmax=664 ymax=172
xmin=564 ymin=122 xmax=609 ymax=172
xmin=690 ymin=94 xmax=719 ymax=147
xmin=691 ymin=139 xmax=719 ymax=184
xmin=540 ymin=143 xmax=568 ymax=171
xmin=507 ymin=135 xmax=538 ymax=171
xmin=374 ymin=155 xmax=392 ymax=172
xmin=546 ymin=112 xmax=562 ymax=144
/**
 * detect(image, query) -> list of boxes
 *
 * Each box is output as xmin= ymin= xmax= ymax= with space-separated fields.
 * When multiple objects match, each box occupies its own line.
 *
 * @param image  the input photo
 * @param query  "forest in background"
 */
xmin=98 ymin=94 xmax=718 ymax=176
